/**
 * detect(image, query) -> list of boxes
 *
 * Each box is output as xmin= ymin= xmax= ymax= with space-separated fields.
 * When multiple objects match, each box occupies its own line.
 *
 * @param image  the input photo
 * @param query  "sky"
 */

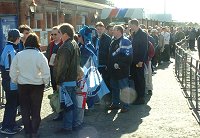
xmin=112 ymin=0 xmax=200 ymax=23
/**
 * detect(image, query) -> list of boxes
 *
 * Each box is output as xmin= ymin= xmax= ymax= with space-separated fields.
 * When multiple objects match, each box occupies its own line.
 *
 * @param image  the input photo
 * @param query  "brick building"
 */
xmin=0 ymin=0 xmax=161 ymax=49
xmin=0 ymin=0 xmax=111 ymax=48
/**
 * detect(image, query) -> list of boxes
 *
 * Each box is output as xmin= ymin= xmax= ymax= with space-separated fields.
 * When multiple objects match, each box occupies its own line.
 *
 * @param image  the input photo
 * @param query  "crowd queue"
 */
xmin=0 ymin=18 xmax=197 ymax=137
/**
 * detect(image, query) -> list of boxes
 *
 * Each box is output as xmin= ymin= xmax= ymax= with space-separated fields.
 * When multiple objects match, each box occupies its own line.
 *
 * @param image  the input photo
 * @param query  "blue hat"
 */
xmin=8 ymin=29 xmax=24 ymax=38
xmin=79 ymin=26 xmax=92 ymax=42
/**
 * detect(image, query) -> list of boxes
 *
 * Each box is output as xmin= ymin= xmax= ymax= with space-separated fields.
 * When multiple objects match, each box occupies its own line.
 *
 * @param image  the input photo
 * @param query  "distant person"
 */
xmin=94 ymin=21 xmax=112 ymax=105
xmin=197 ymin=35 xmax=200 ymax=59
xmin=54 ymin=23 xmax=81 ymax=134
xmin=196 ymin=28 xmax=200 ymax=39
xmin=18 ymin=24 xmax=32 ymax=52
xmin=175 ymin=27 xmax=185 ymax=43
xmin=78 ymin=25 xmax=97 ymax=67
xmin=151 ymin=29 xmax=159 ymax=67
xmin=46 ymin=26 xmax=63 ymax=123
xmin=78 ymin=26 xmax=101 ymax=113
xmin=17 ymin=24 xmax=32 ymax=115
xmin=0 ymin=29 xmax=23 ymax=135
xmin=106 ymin=24 xmax=114 ymax=37
xmin=10 ymin=33 xmax=50 ymax=138
xmin=169 ymin=27 xmax=176 ymax=57
xmin=107 ymin=25 xmax=133 ymax=113
xmin=157 ymin=27 xmax=165 ymax=65
xmin=188 ymin=27 xmax=196 ymax=50
xmin=161 ymin=27 xmax=171 ymax=62
xmin=123 ymin=23 xmax=131 ymax=38
xmin=46 ymin=26 xmax=62 ymax=92
xmin=129 ymin=19 xmax=148 ymax=104
xmin=145 ymin=29 xmax=155 ymax=95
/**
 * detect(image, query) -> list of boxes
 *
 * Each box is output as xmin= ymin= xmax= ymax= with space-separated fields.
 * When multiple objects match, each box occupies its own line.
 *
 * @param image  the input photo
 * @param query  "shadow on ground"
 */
xmin=38 ymin=103 xmax=151 ymax=138
xmin=1 ymin=101 xmax=151 ymax=138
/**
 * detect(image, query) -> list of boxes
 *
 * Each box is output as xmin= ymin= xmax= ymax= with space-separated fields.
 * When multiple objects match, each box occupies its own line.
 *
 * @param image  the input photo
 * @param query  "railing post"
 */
xmin=195 ymin=60 xmax=199 ymax=111
xmin=189 ymin=57 xmax=193 ymax=102
xmin=183 ymin=52 xmax=188 ymax=91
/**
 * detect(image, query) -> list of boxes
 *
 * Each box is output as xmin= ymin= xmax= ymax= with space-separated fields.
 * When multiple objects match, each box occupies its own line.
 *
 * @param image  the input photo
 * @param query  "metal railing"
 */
xmin=0 ymin=78 xmax=5 ymax=107
xmin=175 ymin=39 xmax=200 ymax=123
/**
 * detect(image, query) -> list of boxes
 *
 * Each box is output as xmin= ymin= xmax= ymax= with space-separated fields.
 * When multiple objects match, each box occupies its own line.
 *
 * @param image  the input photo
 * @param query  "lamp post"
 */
xmin=94 ymin=10 xmax=99 ymax=23
xmin=28 ymin=0 xmax=37 ymax=28
xmin=25 ymin=0 xmax=37 ymax=20
xmin=29 ymin=0 xmax=37 ymax=14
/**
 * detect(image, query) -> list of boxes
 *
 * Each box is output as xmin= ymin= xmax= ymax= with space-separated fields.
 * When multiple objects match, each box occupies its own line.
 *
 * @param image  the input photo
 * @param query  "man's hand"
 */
xmin=114 ymin=63 xmax=120 ymax=69
xmin=136 ymin=62 xmax=143 ymax=67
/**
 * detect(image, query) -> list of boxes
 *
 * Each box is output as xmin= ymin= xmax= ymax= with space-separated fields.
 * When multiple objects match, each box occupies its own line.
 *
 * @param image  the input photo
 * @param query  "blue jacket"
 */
xmin=17 ymin=41 xmax=25 ymax=52
xmin=109 ymin=36 xmax=133 ymax=80
xmin=79 ymin=26 xmax=98 ymax=67
xmin=0 ymin=42 xmax=18 ymax=91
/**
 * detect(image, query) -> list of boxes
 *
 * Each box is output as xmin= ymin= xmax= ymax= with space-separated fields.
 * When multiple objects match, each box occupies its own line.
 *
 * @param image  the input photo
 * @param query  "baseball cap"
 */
xmin=8 ymin=29 xmax=24 ymax=38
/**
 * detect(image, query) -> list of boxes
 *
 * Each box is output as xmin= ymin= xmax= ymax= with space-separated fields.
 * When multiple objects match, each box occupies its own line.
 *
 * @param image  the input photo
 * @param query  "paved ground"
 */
xmin=0 ymin=59 xmax=200 ymax=138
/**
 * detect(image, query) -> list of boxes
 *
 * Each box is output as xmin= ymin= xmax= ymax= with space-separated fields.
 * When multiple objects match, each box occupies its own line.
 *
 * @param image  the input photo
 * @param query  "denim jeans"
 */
xmin=75 ymin=108 xmax=84 ymax=127
xmin=110 ymin=77 xmax=129 ymax=109
xmin=62 ymin=86 xmax=83 ymax=129
xmin=2 ymin=89 xmax=18 ymax=130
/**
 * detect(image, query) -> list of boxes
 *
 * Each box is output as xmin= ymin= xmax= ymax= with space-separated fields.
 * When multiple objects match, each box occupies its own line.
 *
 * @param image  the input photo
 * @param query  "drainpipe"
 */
xmin=16 ymin=0 xmax=21 ymax=26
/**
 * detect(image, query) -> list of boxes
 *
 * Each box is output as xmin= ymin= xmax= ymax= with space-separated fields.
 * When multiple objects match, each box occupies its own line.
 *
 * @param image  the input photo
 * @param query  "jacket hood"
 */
xmin=79 ymin=26 xmax=92 ymax=43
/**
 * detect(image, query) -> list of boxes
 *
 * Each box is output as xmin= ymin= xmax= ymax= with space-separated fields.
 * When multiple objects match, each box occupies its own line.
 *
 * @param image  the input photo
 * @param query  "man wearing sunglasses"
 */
xmin=46 ymin=26 xmax=63 ymax=121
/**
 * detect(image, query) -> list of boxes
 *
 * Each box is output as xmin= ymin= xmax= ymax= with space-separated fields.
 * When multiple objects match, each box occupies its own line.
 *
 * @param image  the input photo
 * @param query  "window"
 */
xmin=47 ymin=12 xmax=52 ymax=28
xmin=52 ymin=13 xmax=57 ymax=27
xmin=65 ymin=14 xmax=72 ymax=24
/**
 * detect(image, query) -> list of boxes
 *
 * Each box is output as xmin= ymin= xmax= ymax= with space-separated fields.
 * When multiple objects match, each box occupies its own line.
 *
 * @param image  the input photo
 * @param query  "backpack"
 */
xmin=148 ymin=41 xmax=155 ymax=60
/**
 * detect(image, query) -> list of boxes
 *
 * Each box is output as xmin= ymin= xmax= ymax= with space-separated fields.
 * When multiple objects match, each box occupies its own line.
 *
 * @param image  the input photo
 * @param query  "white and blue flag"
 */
xmin=83 ymin=56 xmax=110 ymax=107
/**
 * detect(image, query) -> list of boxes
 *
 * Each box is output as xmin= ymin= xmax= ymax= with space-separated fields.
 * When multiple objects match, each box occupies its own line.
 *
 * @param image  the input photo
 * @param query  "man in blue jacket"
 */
xmin=129 ymin=19 xmax=148 ymax=104
xmin=0 ymin=29 xmax=23 ymax=135
xmin=108 ymin=25 xmax=133 ymax=113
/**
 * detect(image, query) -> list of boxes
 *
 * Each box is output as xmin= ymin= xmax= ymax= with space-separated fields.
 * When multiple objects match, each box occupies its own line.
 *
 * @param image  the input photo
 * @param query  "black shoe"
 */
xmin=133 ymin=98 xmax=145 ymax=105
xmin=53 ymin=115 xmax=63 ymax=121
xmin=107 ymin=104 xmax=120 ymax=110
xmin=147 ymin=90 xmax=152 ymax=95
xmin=73 ymin=124 xmax=83 ymax=131
xmin=120 ymin=108 xmax=129 ymax=113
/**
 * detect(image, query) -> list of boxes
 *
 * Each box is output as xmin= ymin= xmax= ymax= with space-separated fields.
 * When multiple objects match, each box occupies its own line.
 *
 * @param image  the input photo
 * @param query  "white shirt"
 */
xmin=10 ymin=49 xmax=50 ymax=85
xmin=161 ymin=31 xmax=170 ymax=45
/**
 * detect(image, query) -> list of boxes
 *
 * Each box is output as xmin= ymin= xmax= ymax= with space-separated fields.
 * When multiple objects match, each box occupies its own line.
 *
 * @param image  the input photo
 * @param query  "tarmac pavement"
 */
xmin=0 ymin=59 xmax=200 ymax=138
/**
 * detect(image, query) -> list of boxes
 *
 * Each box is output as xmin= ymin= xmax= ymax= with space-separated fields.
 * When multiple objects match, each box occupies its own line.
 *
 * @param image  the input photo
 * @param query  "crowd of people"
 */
xmin=0 ymin=18 xmax=196 ymax=138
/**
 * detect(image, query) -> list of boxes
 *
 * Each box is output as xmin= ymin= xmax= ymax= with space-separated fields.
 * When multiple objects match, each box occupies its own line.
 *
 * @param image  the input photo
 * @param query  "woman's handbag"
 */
xmin=48 ymin=91 xmax=63 ymax=113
